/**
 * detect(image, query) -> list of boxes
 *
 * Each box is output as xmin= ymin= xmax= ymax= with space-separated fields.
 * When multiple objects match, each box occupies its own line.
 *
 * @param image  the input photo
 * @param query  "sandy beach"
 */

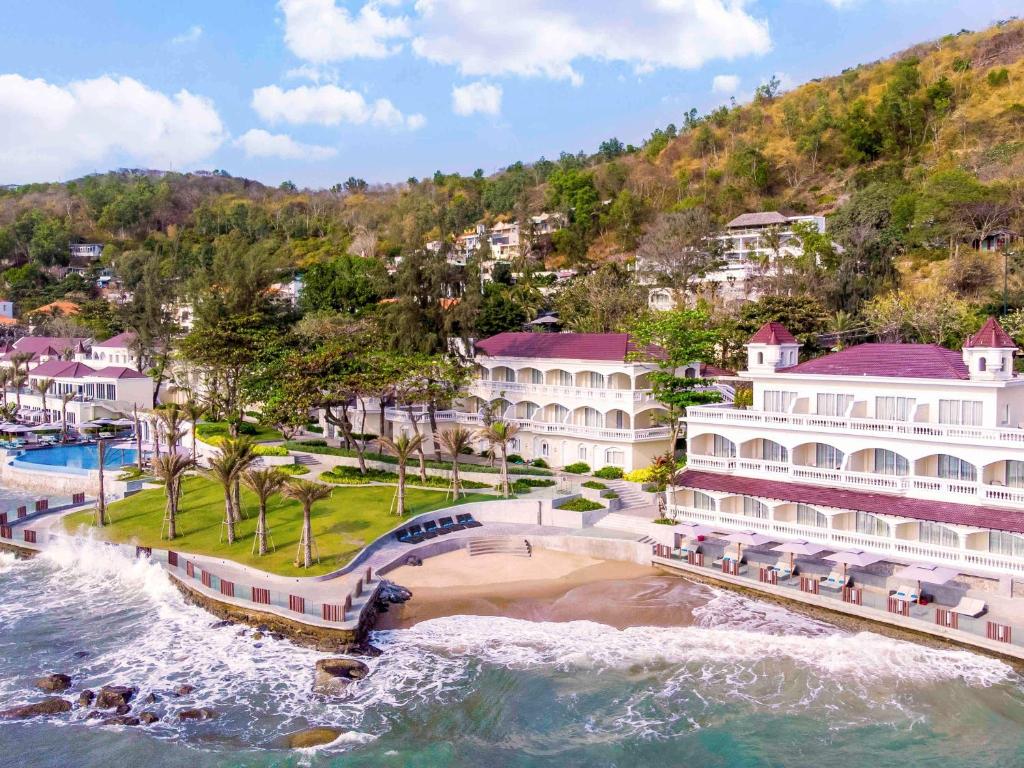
xmin=377 ymin=547 xmax=710 ymax=629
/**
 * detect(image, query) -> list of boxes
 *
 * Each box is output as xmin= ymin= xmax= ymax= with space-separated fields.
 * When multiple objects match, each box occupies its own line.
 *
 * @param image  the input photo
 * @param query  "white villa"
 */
xmin=672 ymin=317 xmax=1024 ymax=578
xmin=20 ymin=359 xmax=152 ymax=426
xmin=386 ymin=332 xmax=733 ymax=473
xmin=83 ymin=331 xmax=139 ymax=370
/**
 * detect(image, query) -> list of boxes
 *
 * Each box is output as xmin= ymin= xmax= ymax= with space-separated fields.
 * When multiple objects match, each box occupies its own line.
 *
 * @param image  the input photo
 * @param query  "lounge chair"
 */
xmin=456 ymin=513 xmax=482 ymax=528
xmin=892 ymin=584 xmax=920 ymax=603
xmin=438 ymin=516 xmax=464 ymax=532
xmin=421 ymin=520 xmax=440 ymax=539
xmin=672 ymin=538 xmax=700 ymax=559
xmin=769 ymin=558 xmax=794 ymax=580
xmin=952 ymin=596 xmax=987 ymax=618
xmin=434 ymin=518 xmax=454 ymax=535
xmin=394 ymin=528 xmax=409 ymax=542
xmin=820 ymin=570 xmax=848 ymax=590
xmin=403 ymin=524 xmax=425 ymax=544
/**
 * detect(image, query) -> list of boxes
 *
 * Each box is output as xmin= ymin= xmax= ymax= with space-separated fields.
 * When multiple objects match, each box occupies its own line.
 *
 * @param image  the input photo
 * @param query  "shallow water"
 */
xmin=1 ymin=541 xmax=1024 ymax=767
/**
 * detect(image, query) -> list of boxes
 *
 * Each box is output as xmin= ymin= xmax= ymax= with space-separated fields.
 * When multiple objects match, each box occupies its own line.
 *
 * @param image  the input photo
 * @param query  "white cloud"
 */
xmin=235 ymin=129 xmax=337 ymax=160
xmin=823 ymin=0 xmax=858 ymax=7
xmin=279 ymin=0 xmax=410 ymax=62
xmin=711 ymin=74 xmax=740 ymax=94
xmin=171 ymin=25 xmax=204 ymax=44
xmin=281 ymin=1 xmax=771 ymax=83
xmin=451 ymin=81 xmax=502 ymax=116
xmin=251 ymin=84 xmax=422 ymax=129
xmin=0 ymin=74 xmax=225 ymax=183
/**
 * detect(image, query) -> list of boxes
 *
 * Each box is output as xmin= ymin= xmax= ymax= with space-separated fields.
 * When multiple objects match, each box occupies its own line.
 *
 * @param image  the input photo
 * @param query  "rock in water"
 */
xmin=101 ymin=715 xmax=140 ymax=727
xmin=177 ymin=707 xmax=216 ymax=721
xmin=35 ymin=674 xmax=72 ymax=692
xmin=379 ymin=581 xmax=413 ymax=603
xmin=95 ymin=686 xmax=137 ymax=709
xmin=0 ymin=697 xmax=72 ymax=719
xmin=142 ymin=692 xmax=159 ymax=705
xmin=284 ymin=726 xmax=344 ymax=749
xmin=313 ymin=658 xmax=370 ymax=696
xmin=114 ymin=704 xmax=131 ymax=715
xmin=139 ymin=712 xmax=159 ymax=725
xmin=78 ymin=690 xmax=95 ymax=707
xmin=172 ymin=684 xmax=194 ymax=697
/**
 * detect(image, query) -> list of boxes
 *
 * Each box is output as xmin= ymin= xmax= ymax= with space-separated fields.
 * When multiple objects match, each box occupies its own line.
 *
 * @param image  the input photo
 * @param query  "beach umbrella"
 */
xmin=724 ymin=530 xmax=772 ymax=561
xmin=771 ymin=540 xmax=827 ymax=570
xmin=893 ymin=563 xmax=959 ymax=594
xmin=824 ymin=549 xmax=883 ymax=579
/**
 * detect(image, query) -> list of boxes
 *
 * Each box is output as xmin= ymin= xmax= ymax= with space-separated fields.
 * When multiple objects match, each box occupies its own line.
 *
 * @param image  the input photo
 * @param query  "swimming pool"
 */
xmin=12 ymin=444 xmax=139 ymax=474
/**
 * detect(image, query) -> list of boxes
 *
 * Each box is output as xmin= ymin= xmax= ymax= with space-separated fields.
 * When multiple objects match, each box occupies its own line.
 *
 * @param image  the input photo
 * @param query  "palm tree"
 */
xmin=96 ymin=438 xmax=108 ymax=527
xmin=205 ymin=452 xmax=240 ymax=544
xmin=282 ymin=479 xmax=332 ymax=569
xmin=438 ymin=425 xmax=474 ymax=500
xmin=12 ymin=371 xmax=26 ymax=414
xmin=34 ymin=378 xmax=54 ymax=421
xmin=0 ymin=366 xmax=11 ymax=408
xmin=59 ymin=392 xmax=75 ymax=441
xmin=221 ymin=437 xmax=257 ymax=521
xmin=477 ymin=420 xmax=520 ymax=497
xmin=181 ymin=398 xmax=205 ymax=460
xmin=377 ymin=433 xmax=424 ymax=516
xmin=242 ymin=468 xmax=287 ymax=556
xmin=156 ymin=404 xmax=185 ymax=452
xmin=152 ymin=452 xmax=195 ymax=540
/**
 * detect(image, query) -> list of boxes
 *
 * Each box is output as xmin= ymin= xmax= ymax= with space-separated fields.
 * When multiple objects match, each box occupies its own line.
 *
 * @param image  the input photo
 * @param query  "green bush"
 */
xmin=653 ymin=517 xmax=676 ymax=525
xmin=507 ymin=453 xmax=525 ymax=464
xmin=350 ymin=432 xmax=378 ymax=442
xmin=253 ymin=445 xmax=288 ymax=457
xmin=557 ymin=497 xmax=604 ymax=512
xmin=284 ymin=441 xmax=554 ymax=476
xmin=581 ymin=480 xmax=607 ymax=490
xmin=306 ymin=424 xmax=324 ymax=434
xmin=459 ymin=446 xmax=475 ymax=455
xmin=277 ymin=464 xmax=309 ymax=476
xmin=530 ymin=458 xmax=549 ymax=468
xmin=563 ymin=462 xmax=591 ymax=474
xmin=511 ymin=477 xmax=556 ymax=494
xmin=594 ymin=466 xmax=624 ymax=479
xmin=601 ymin=490 xmax=619 ymax=499
xmin=320 ymin=465 xmax=491 ymax=490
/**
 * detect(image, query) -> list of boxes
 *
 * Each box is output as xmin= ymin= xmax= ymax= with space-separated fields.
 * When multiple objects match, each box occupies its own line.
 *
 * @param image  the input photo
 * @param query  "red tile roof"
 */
xmin=11 ymin=336 xmax=87 ymax=356
xmin=93 ymin=331 xmax=137 ymax=348
xmin=699 ymin=362 xmax=737 ymax=378
xmin=676 ymin=469 xmax=1024 ymax=534
xmin=477 ymin=332 xmax=640 ymax=362
xmin=749 ymin=322 xmax=798 ymax=345
xmin=28 ymin=360 xmax=96 ymax=378
xmin=92 ymin=366 xmax=148 ymax=379
xmin=966 ymin=317 xmax=1017 ymax=349
xmin=780 ymin=343 xmax=969 ymax=380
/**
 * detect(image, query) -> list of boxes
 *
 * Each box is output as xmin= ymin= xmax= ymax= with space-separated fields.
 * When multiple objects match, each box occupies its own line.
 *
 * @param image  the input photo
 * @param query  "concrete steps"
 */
xmin=603 ymin=480 xmax=653 ymax=509
xmin=468 ymin=538 xmax=532 ymax=557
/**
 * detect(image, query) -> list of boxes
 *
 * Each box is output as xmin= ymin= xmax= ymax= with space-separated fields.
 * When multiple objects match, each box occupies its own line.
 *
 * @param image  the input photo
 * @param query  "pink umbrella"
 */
xmin=771 ymin=540 xmax=827 ymax=571
xmin=893 ymin=563 xmax=959 ymax=595
xmin=724 ymin=530 xmax=772 ymax=561
xmin=824 ymin=549 xmax=883 ymax=579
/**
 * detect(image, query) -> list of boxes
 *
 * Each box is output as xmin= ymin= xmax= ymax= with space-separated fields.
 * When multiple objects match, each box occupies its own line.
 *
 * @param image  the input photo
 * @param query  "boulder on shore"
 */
xmin=35 ymin=673 xmax=72 ymax=693
xmin=313 ymin=658 xmax=369 ymax=696
xmin=101 ymin=715 xmax=140 ymax=727
xmin=177 ymin=707 xmax=216 ymax=721
xmin=139 ymin=711 xmax=159 ymax=725
xmin=1 ymin=697 xmax=72 ymax=719
xmin=284 ymin=726 xmax=344 ymax=749
xmin=78 ymin=690 xmax=95 ymax=707
xmin=96 ymin=686 xmax=137 ymax=709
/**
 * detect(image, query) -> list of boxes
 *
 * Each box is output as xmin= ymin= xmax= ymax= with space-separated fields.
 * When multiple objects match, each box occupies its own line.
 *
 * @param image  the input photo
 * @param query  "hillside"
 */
xmin=1 ymin=18 xmax=1023 ymax=335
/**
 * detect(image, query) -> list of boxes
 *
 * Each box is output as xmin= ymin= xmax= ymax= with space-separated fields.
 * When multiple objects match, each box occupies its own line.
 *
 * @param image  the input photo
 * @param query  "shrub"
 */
xmin=511 ymin=477 xmax=556 ymax=494
xmin=557 ymin=497 xmax=604 ymax=512
xmin=297 ymin=439 xmax=328 ymax=447
xmin=459 ymin=446 xmax=475 ymax=455
xmin=594 ymin=466 xmax=624 ymax=479
xmin=253 ymin=445 xmax=288 ymax=457
xmin=507 ymin=453 xmax=525 ymax=464
xmin=623 ymin=467 xmax=655 ymax=483
xmin=319 ymin=465 xmax=491 ymax=490
xmin=282 ymin=442 xmax=554 ymax=476
xmin=601 ymin=490 xmax=619 ymax=500
xmin=581 ymin=480 xmax=607 ymax=490
xmin=350 ymin=432 xmax=378 ymax=442
xmin=277 ymin=464 xmax=309 ymax=476
xmin=530 ymin=458 xmax=549 ymax=468
xmin=563 ymin=462 xmax=591 ymax=474
xmin=653 ymin=517 xmax=676 ymax=525
xmin=306 ymin=424 xmax=324 ymax=434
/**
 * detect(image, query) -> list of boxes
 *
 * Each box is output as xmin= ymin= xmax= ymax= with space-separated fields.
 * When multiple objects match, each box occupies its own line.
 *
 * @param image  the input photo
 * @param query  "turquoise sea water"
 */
xmin=1 ymin=540 xmax=1023 ymax=768
xmin=12 ymin=444 xmax=138 ymax=472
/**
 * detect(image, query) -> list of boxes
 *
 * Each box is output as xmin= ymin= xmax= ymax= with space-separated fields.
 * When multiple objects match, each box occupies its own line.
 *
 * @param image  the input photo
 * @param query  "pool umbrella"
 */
xmin=771 ymin=540 xmax=827 ymax=571
xmin=824 ymin=549 xmax=883 ymax=579
xmin=723 ymin=530 xmax=772 ymax=562
xmin=893 ymin=563 xmax=958 ymax=595
xmin=674 ymin=521 xmax=713 ymax=549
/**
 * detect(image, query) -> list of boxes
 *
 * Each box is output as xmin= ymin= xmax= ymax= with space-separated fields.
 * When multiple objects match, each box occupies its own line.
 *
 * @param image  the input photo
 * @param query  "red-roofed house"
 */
xmin=378 ymin=332 xmax=732 ymax=472
xmin=672 ymin=317 xmax=1024 ymax=578
xmin=87 ymin=331 xmax=140 ymax=370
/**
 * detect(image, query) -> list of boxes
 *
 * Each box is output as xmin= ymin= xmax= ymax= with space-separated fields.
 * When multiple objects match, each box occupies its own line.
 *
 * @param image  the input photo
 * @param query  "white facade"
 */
xmin=16 ymin=361 xmax=153 ymax=427
xmin=672 ymin=319 xmax=1024 ymax=577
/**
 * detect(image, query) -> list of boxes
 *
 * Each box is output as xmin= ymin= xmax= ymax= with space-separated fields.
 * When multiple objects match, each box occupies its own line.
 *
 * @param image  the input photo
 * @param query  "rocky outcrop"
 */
xmin=95 ymin=685 xmax=136 ymax=709
xmin=101 ymin=715 xmax=140 ymax=727
xmin=177 ymin=707 xmax=216 ymax=721
xmin=378 ymin=581 xmax=412 ymax=603
xmin=313 ymin=658 xmax=369 ymax=696
xmin=1 ymin=697 xmax=72 ymax=719
xmin=35 ymin=673 xmax=72 ymax=692
xmin=78 ymin=690 xmax=95 ymax=707
xmin=284 ymin=726 xmax=344 ymax=749
xmin=139 ymin=711 xmax=159 ymax=724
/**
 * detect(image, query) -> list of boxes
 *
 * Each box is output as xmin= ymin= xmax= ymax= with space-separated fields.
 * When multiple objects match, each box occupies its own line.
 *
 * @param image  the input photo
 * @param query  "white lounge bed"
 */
xmin=892 ymin=584 xmax=920 ymax=603
xmin=769 ymin=558 xmax=794 ymax=580
xmin=952 ymin=597 xmax=987 ymax=618
xmin=820 ymin=570 xmax=848 ymax=590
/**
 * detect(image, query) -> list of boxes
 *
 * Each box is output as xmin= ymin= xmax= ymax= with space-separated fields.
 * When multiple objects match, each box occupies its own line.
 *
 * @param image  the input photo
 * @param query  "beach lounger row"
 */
xmin=394 ymin=514 xmax=482 ymax=544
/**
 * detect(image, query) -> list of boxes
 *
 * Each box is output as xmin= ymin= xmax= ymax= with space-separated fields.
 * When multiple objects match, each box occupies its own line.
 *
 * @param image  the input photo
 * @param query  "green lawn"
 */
xmin=195 ymin=421 xmax=283 ymax=445
xmin=62 ymin=476 xmax=487 ymax=577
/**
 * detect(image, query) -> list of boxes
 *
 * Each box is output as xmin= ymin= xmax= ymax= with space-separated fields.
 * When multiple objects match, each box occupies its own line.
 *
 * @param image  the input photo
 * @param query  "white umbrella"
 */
xmin=893 ymin=563 xmax=959 ymax=594
xmin=771 ymin=540 xmax=827 ymax=570
xmin=825 ymin=549 xmax=883 ymax=578
xmin=724 ymin=530 xmax=772 ymax=561
xmin=674 ymin=521 xmax=712 ymax=549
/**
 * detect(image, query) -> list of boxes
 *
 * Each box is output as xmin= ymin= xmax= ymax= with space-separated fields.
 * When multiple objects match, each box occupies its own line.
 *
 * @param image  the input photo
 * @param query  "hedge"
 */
xmin=277 ymin=464 xmax=310 ymax=476
xmin=283 ymin=441 xmax=554 ymax=476
xmin=581 ymin=480 xmax=607 ymax=490
xmin=563 ymin=462 xmax=591 ymax=474
xmin=594 ymin=466 xmax=624 ymax=479
xmin=319 ymin=465 xmax=491 ymax=490
xmin=557 ymin=497 xmax=604 ymax=512
xmin=253 ymin=445 xmax=288 ymax=457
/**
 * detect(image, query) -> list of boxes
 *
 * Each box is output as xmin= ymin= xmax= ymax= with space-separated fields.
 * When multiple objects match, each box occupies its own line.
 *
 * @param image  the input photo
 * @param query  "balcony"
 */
xmin=686 ymin=453 xmax=1024 ymax=509
xmin=472 ymin=379 xmax=657 ymax=405
xmin=686 ymin=404 xmax=1024 ymax=448
xmin=384 ymin=408 xmax=671 ymax=442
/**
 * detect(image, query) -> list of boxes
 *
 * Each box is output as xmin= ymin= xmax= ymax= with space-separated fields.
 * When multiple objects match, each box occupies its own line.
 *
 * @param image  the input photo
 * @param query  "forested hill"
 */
xmin=0 ymin=18 xmax=1023 ymax=343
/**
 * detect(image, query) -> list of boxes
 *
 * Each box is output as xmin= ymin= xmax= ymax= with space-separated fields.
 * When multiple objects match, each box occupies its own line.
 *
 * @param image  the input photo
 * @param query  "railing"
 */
xmin=472 ymin=380 xmax=657 ymax=404
xmin=687 ymin=405 xmax=1024 ymax=447
xmin=384 ymin=408 xmax=671 ymax=441
xmin=668 ymin=502 xmax=1024 ymax=577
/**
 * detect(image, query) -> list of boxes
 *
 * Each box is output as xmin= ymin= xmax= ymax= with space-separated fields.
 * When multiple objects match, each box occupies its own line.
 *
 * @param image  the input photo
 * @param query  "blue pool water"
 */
xmin=12 ymin=443 xmax=139 ymax=472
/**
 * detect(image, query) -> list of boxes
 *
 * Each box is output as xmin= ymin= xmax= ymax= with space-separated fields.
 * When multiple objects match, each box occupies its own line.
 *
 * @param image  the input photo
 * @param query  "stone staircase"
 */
xmin=604 ymin=479 xmax=653 ymax=509
xmin=468 ymin=538 xmax=532 ymax=557
xmin=293 ymin=454 xmax=319 ymax=467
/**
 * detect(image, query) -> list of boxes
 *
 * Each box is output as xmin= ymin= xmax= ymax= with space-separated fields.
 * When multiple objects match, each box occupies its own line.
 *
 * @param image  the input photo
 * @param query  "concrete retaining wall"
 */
xmin=298 ymin=451 xmax=554 ymax=487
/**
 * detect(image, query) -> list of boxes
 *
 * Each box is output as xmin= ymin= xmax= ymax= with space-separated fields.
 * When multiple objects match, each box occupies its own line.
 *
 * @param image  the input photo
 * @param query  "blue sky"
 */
xmin=0 ymin=0 xmax=1019 ymax=188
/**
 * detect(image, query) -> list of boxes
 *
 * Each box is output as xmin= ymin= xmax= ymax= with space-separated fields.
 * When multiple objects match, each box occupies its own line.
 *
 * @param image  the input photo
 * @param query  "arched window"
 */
xmin=874 ymin=449 xmax=909 ymax=476
xmin=1006 ymin=460 xmax=1024 ymax=488
xmin=757 ymin=352 xmax=764 ymax=365
xmin=713 ymin=435 xmax=736 ymax=458
xmin=937 ymin=455 xmax=976 ymax=482
xmin=990 ymin=531 xmax=1024 ymax=557
xmin=978 ymin=357 xmax=987 ymax=372
xmin=541 ymin=441 xmax=549 ymax=457
xmin=742 ymin=497 xmax=768 ymax=519
xmin=761 ymin=439 xmax=788 ymax=462
xmin=796 ymin=504 xmax=827 ymax=528
xmin=578 ymin=445 xmax=587 ymax=461
xmin=693 ymin=491 xmax=715 ymax=510
xmin=605 ymin=448 xmax=625 ymax=466
xmin=919 ymin=521 xmax=958 ymax=548
xmin=815 ymin=444 xmax=844 ymax=469
xmin=855 ymin=511 xmax=887 ymax=537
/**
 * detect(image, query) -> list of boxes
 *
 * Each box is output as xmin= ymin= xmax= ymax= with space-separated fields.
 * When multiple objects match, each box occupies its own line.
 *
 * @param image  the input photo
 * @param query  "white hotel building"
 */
xmin=387 ymin=332 xmax=733 ymax=473
xmin=672 ymin=318 xmax=1024 ymax=577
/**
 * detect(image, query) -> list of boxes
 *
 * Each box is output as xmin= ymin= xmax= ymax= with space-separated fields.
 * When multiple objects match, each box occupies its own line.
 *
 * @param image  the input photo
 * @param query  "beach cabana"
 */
xmin=673 ymin=522 xmax=712 ymax=555
xmin=824 ymin=549 xmax=883 ymax=581
xmin=723 ymin=530 xmax=772 ymax=562
xmin=770 ymin=540 xmax=826 ymax=575
xmin=893 ymin=563 xmax=959 ymax=603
